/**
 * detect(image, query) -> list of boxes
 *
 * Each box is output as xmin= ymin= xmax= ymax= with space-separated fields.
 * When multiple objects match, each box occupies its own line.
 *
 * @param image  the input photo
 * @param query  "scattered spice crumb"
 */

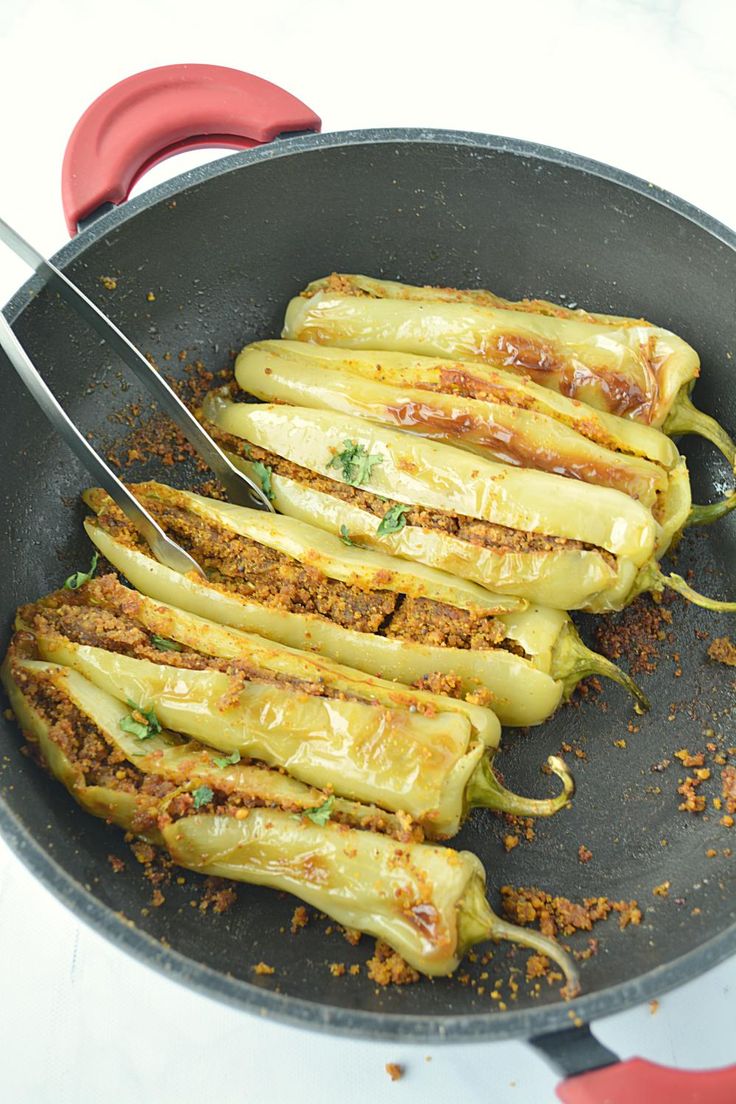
xmin=526 ymin=954 xmax=550 ymax=980
xmin=367 ymin=941 xmax=420 ymax=986
xmin=150 ymin=888 xmax=165 ymax=908
xmin=501 ymin=886 xmax=642 ymax=936
xmin=146 ymin=291 xmax=156 ymax=302
xmin=291 ymin=906 xmax=309 ymax=933
xmin=329 ymin=963 xmax=346 ymax=977
xmin=385 ymin=1063 xmax=404 ymax=1082
xmin=253 ymin=962 xmax=275 ymax=975
xmin=503 ymin=834 xmax=520 ymax=852
xmin=99 ymin=275 xmax=117 ymax=290
xmin=594 ymin=592 xmax=674 ymax=674
xmin=198 ymin=877 xmax=237 ymax=914
xmin=722 ymin=766 xmax=736 ymax=814
xmin=678 ymin=776 xmax=706 ymax=813
xmin=653 ymin=882 xmax=670 ymax=898
xmin=706 ymin=849 xmax=718 ymax=859
xmin=107 ymin=854 xmax=125 ymax=873
xmin=613 ymin=738 xmax=627 ymax=749
xmin=578 ymin=845 xmax=592 ymax=864
xmin=708 ymin=637 xmax=736 ymax=667
xmin=649 ymin=999 xmax=660 ymax=1015
xmin=674 ymin=749 xmax=705 ymax=767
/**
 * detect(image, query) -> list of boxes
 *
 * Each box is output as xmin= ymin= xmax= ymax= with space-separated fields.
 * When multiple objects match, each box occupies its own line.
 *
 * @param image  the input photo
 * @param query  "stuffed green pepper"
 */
xmin=1 ymin=650 xmax=579 ymax=988
xmin=83 ymin=483 xmax=647 ymax=724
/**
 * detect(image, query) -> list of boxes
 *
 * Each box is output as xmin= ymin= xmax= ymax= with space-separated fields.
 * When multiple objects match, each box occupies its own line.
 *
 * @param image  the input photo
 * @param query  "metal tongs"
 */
xmin=0 ymin=217 xmax=274 ymax=579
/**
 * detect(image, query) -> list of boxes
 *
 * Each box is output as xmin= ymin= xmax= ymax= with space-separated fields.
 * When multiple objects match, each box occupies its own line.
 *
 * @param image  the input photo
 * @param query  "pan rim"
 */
xmin=2 ymin=125 xmax=735 ymax=1042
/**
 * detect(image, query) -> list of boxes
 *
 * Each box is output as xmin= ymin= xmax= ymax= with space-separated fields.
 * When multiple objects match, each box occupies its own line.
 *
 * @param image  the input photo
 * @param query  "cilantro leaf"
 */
xmin=251 ymin=460 xmax=274 ymax=501
xmin=302 ymin=795 xmax=335 ymax=826
xmin=339 ymin=525 xmax=356 ymax=547
xmin=327 ymin=440 xmax=383 ymax=487
xmin=64 ymin=551 xmax=99 ymax=590
xmin=376 ymin=504 xmax=410 ymax=537
xmin=119 ymin=701 xmax=162 ymax=741
xmin=213 ymin=750 xmax=241 ymax=769
xmin=151 ymin=634 xmax=183 ymax=652
xmin=192 ymin=784 xmax=214 ymax=810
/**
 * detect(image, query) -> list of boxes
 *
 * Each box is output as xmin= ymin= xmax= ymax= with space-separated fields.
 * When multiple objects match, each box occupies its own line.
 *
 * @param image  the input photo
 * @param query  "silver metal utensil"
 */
xmin=0 ymin=217 xmax=274 ymax=578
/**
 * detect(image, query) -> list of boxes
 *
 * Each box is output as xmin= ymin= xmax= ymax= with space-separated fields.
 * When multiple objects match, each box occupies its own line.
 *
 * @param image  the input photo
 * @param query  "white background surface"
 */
xmin=1 ymin=1 xmax=735 ymax=1101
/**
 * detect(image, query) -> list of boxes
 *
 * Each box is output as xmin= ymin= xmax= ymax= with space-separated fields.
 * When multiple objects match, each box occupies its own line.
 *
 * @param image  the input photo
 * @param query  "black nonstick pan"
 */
xmin=2 ymin=64 xmax=736 ymax=1102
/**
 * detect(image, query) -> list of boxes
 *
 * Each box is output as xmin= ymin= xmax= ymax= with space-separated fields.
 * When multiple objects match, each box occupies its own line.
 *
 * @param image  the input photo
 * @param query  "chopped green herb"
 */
xmin=151 ymin=634 xmax=183 ymax=652
xmin=376 ymin=504 xmax=410 ymax=537
xmin=119 ymin=701 xmax=162 ymax=741
xmin=63 ymin=551 xmax=99 ymax=590
xmin=301 ymin=795 xmax=335 ymax=826
xmin=339 ymin=525 xmax=356 ymax=547
xmin=213 ymin=750 xmax=241 ymax=769
xmin=192 ymin=785 xmax=214 ymax=810
xmin=252 ymin=460 xmax=274 ymax=500
xmin=327 ymin=440 xmax=383 ymax=486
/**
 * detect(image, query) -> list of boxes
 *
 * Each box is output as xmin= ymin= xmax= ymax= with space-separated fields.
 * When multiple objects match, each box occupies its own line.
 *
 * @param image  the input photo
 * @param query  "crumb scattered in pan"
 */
xmin=593 ymin=592 xmax=675 ymax=674
xmin=198 ymin=877 xmax=237 ymax=914
xmin=99 ymin=276 xmax=117 ymax=290
xmin=291 ymin=906 xmax=309 ymax=933
xmin=722 ymin=766 xmax=736 ymax=813
xmin=707 ymin=637 xmax=736 ymax=667
xmin=653 ymin=882 xmax=670 ymax=897
xmin=329 ymin=963 xmax=346 ymax=977
xmin=107 ymin=854 xmax=125 ymax=873
xmin=150 ymin=888 xmax=165 ymax=908
xmin=367 ymin=941 xmax=420 ymax=986
xmin=649 ymin=999 xmax=659 ymax=1014
xmin=341 ymin=926 xmax=362 ymax=945
xmin=253 ymin=962 xmax=275 ymax=975
xmin=502 ymin=814 xmax=536 ymax=844
xmin=501 ymin=886 xmax=642 ymax=936
xmin=578 ymin=845 xmax=592 ymax=864
xmin=675 ymin=749 xmax=705 ymax=767
xmin=385 ymin=1063 xmax=404 ymax=1082
xmin=677 ymin=776 xmax=706 ymax=813
xmin=503 ymin=834 xmax=520 ymax=852
xmin=525 ymin=954 xmax=550 ymax=980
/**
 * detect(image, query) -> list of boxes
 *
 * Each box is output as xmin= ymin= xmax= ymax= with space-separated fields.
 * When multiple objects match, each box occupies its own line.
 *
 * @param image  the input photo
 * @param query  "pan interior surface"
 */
xmin=1 ymin=133 xmax=735 ymax=1040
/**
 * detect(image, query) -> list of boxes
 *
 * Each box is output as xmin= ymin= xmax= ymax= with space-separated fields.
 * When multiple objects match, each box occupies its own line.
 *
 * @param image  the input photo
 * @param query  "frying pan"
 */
xmin=2 ymin=64 xmax=735 ymax=1102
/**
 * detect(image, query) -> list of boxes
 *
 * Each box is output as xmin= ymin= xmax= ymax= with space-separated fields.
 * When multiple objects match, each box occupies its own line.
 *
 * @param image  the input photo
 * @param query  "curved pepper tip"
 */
xmin=467 ymin=752 xmax=574 ymax=819
xmin=661 ymin=569 xmax=736 ymax=612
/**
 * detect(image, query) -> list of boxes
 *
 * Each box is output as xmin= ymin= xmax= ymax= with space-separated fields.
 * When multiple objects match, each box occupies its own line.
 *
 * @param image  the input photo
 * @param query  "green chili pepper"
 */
xmin=82 ymin=482 xmax=647 ymax=725
xmin=285 ymin=273 xmax=734 ymax=453
xmin=17 ymin=576 xmax=575 ymax=836
xmin=200 ymin=395 xmax=736 ymax=614
xmin=1 ymin=653 xmax=580 ymax=991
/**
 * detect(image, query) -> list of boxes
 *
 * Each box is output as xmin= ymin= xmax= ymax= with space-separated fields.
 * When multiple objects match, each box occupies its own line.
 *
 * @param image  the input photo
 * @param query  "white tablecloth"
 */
xmin=1 ymin=1 xmax=735 ymax=1100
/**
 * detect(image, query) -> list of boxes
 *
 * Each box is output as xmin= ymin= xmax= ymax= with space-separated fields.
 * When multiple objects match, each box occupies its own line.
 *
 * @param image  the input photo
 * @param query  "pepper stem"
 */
xmin=688 ymin=492 xmax=736 ymax=527
xmin=663 ymin=390 xmax=736 ymax=469
xmin=466 ymin=753 xmax=574 ymax=818
xmin=658 ymin=568 xmax=736 ymax=612
xmin=456 ymin=874 xmax=580 ymax=997
xmin=550 ymin=622 xmax=649 ymax=711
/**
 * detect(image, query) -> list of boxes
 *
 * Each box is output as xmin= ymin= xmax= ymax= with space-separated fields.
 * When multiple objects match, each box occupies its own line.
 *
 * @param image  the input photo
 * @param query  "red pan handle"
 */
xmin=61 ymin=63 xmax=321 ymax=234
xmin=557 ymin=1056 xmax=736 ymax=1103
